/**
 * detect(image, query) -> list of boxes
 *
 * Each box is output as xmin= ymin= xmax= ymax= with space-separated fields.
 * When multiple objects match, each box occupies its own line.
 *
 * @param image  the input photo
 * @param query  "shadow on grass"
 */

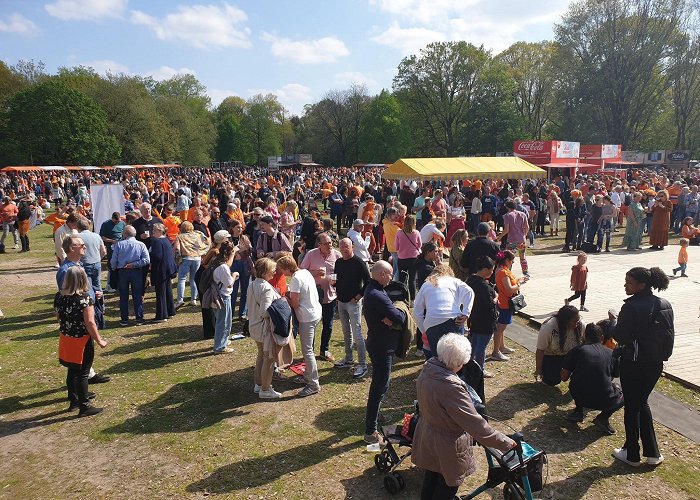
xmin=0 ymin=387 xmax=66 ymax=416
xmin=186 ymin=405 xmax=365 ymax=494
xmin=103 ymin=369 xmax=256 ymax=436
xmin=103 ymin=324 xmax=201 ymax=356
xmin=103 ymin=347 xmax=211 ymax=374
xmin=340 ymin=464 xmax=426 ymax=499
xmin=0 ymin=408 xmax=78 ymax=438
xmin=545 ymin=464 xmax=642 ymax=498
xmin=488 ymin=382 xmax=609 ymax=453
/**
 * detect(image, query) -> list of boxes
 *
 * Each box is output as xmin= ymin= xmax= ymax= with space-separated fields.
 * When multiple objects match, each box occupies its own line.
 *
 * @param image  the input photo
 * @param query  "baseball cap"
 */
xmin=353 ymin=218 xmax=364 ymax=226
xmin=259 ymin=215 xmax=274 ymax=225
xmin=213 ymin=230 xmax=231 ymax=244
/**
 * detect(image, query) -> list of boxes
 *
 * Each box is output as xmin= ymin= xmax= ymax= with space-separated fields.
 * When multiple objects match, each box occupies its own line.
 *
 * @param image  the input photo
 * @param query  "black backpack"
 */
xmin=633 ymin=297 xmax=674 ymax=362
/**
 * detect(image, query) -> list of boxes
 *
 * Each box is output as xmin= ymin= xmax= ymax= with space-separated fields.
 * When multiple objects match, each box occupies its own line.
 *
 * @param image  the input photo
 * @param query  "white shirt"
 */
xmin=471 ymin=197 xmax=482 ymax=214
xmin=610 ymin=191 xmax=622 ymax=208
xmin=420 ymin=223 xmax=443 ymax=245
xmin=213 ymin=263 xmax=235 ymax=297
xmin=413 ymin=276 xmax=475 ymax=333
xmin=289 ymin=269 xmax=322 ymax=323
xmin=347 ymin=228 xmax=371 ymax=262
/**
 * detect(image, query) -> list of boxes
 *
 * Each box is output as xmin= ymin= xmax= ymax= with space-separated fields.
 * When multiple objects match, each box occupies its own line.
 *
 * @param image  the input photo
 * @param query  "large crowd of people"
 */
xmin=0 ymin=162 xmax=683 ymax=496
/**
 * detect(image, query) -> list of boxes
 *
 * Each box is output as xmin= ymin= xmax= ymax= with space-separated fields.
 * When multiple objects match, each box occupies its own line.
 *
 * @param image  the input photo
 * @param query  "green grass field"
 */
xmin=0 ymin=223 xmax=698 ymax=499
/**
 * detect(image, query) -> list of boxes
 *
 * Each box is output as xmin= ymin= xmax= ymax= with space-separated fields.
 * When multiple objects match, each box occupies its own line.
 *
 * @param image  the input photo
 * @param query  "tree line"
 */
xmin=0 ymin=0 xmax=698 ymax=168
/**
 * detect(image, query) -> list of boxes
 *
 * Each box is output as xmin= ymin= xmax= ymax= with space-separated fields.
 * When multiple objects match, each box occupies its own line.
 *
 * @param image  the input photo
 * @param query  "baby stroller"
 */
xmin=384 ymin=269 xmax=410 ymax=304
xmin=373 ymin=402 xmax=419 ymax=494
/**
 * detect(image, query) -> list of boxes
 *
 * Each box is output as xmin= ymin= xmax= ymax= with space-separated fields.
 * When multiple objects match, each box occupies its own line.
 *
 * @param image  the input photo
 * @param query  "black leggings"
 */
xmin=620 ymin=359 xmax=662 ymax=462
xmin=421 ymin=469 xmax=459 ymax=500
xmin=66 ymin=337 xmax=94 ymax=406
xmin=567 ymin=290 xmax=586 ymax=306
xmin=397 ymin=257 xmax=418 ymax=300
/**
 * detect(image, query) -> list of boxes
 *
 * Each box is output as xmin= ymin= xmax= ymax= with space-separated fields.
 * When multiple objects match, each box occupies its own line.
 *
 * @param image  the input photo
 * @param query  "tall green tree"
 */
xmin=358 ymin=89 xmax=408 ymax=162
xmin=243 ymin=94 xmax=282 ymax=166
xmin=669 ymin=32 xmax=700 ymax=149
xmin=499 ymin=41 xmax=559 ymax=140
xmin=555 ymin=0 xmax=685 ymax=147
xmin=393 ymin=41 xmax=490 ymax=156
xmin=7 ymin=80 xmax=120 ymax=165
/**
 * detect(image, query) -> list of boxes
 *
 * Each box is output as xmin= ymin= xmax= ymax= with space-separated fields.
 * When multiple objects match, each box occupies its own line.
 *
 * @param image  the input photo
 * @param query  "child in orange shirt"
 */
xmin=673 ymin=238 xmax=689 ymax=277
xmin=566 ymin=252 xmax=589 ymax=311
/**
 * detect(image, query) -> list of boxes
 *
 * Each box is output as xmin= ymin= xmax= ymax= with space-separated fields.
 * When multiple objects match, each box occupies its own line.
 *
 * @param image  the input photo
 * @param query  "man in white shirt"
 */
xmin=419 ymin=220 xmax=445 ymax=246
xmin=470 ymin=191 xmax=482 ymax=233
xmin=347 ymin=219 xmax=371 ymax=262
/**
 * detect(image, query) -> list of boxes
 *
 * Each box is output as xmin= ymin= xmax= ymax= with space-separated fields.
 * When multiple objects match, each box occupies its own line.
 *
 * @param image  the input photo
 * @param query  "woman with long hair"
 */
xmin=394 ymin=215 xmax=422 ymax=300
xmin=534 ymin=305 xmax=584 ymax=386
xmin=612 ymin=267 xmax=673 ymax=467
xmin=491 ymin=250 xmax=525 ymax=362
xmin=210 ymin=240 xmax=239 ymax=353
xmin=54 ymin=266 xmax=108 ymax=417
xmin=448 ymin=229 xmax=469 ymax=281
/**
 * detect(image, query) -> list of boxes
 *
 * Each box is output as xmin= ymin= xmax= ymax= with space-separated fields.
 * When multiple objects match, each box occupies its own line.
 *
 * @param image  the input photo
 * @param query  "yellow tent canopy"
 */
xmin=384 ymin=157 xmax=547 ymax=181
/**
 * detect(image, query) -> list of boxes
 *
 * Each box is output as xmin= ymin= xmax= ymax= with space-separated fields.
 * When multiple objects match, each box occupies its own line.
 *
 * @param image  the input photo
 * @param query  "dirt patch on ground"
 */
xmin=0 ymin=257 xmax=58 ymax=292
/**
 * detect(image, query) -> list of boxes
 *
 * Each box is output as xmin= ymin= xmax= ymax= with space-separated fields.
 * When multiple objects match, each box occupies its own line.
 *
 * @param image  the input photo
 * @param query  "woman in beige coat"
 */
xmin=412 ymin=333 xmax=515 ymax=499
xmin=247 ymin=257 xmax=289 ymax=399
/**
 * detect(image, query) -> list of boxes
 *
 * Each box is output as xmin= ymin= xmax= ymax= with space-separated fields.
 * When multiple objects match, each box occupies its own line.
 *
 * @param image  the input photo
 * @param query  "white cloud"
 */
xmin=0 ymin=13 xmax=39 ymax=35
xmin=130 ymin=3 xmax=251 ymax=50
xmin=334 ymin=71 xmax=377 ymax=88
xmin=371 ymin=23 xmax=446 ymax=55
xmin=370 ymin=0 xmax=572 ymax=54
xmin=81 ymin=59 xmax=130 ymax=74
xmin=45 ymin=0 xmax=127 ymax=21
xmin=147 ymin=65 xmax=196 ymax=80
xmin=262 ymin=32 xmax=350 ymax=64
xmin=248 ymin=83 xmax=313 ymax=116
xmin=208 ymin=89 xmax=240 ymax=107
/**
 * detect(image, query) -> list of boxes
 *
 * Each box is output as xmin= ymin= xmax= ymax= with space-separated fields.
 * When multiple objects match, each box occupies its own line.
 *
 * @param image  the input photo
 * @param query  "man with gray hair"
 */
xmin=110 ymin=225 xmax=150 ymax=327
xmin=363 ymin=260 xmax=407 ymax=445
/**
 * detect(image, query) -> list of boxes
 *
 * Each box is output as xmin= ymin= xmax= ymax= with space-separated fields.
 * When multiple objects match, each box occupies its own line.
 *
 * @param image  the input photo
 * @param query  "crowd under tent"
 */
xmin=383 ymin=157 xmax=547 ymax=182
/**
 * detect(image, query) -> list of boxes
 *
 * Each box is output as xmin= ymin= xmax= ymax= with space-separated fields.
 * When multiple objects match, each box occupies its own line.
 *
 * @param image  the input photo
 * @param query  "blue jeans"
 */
xmin=390 ymin=252 xmax=399 ymax=279
xmin=365 ymin=349 xmax=393 ymax=434
xmin=470 ymin=213 xmax=481 ymax=234
xmin=118 ymin=268 xmax=144 ymax=322
xmin=83 ymin=262 xmax=102 ymax=291
xmin=177 ymin=258 xmax=200 ymax=302
xmin=673 ymin=263 xmax=687 ymax=275
xmin=674 ymin=205 xmax=686 ymax=233
xmin=212 ymin=295 xmax=232 ymax=352
xmin=231 ymin=260 xmax=250 ymax=318
xmin=425 ymin=318 xmax=464 ymax=355
xmin=470 ymin=332 xmax=493 ymax=368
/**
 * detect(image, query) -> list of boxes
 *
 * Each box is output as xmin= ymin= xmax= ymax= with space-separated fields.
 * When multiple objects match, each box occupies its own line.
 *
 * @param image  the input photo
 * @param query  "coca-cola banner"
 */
xmin=513 ymin=140 xmax=553 ymax=157
xmin=601 ymin=144 xmax=621 ymax=159
xmin=555 ymin=141 xmax=580 ymax=159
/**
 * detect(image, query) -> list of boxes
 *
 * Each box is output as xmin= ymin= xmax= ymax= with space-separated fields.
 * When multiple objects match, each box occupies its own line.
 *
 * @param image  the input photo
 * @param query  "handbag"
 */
xmin=509 ymin=293 xmax=527 ymax=313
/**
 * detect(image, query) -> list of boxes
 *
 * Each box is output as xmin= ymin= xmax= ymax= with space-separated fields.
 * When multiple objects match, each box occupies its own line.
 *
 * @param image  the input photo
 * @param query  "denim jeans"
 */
xmin=673 ymin=263 xmax=687 ymax=275
xmin=320 ymin=300 xmax=336 ymax=355
xmin=470 ymin=212 xmax=481 ymax=234
xmin=231 ymin=260 xmax=250 ymax=318
xmin=212 ymin=295 xmax=232 ymax=352
xmin=118 ymin=268 xmax=145 ymax=322
xmin=0 ymin=222 xmax=18 ymax=246
xmin=425 ymin=318 xmax=464 ymax=355
xmin=177 ymin=258 xmax=200 ymax=302
xmin=299 ymin=320 xmax=320 ymax=389
xmin=83 ymin=262 xmax=102 ymax=290
xmin=338 ymin=299 xmax=366 ymax=366
xmin=390 ymin=252 xmax=399 ymax=279
xmin=470 ymin=331 xmax=493 ymax=368
xmin=365 ymin=349 xmax=393 ymax=435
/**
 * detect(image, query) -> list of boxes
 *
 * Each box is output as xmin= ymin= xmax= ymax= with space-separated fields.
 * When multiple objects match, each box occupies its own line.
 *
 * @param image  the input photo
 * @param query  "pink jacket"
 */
xmin=394 ymin=229 xmax=422 ymax=259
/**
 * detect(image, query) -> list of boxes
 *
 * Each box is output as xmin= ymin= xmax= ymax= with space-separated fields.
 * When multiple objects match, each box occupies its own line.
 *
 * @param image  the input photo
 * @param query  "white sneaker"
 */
xmin=253 ymin=384 xmax=261 ymax=394
xmin=489 ymin=352 xmax=510 ymax=362
xmin=500 ymin=346 xmax=516 ymax=354
xmin=174 ymin=300 xmax=185 ymax=309
xmin=259 ymin=388 xmax=282 ymax=399
xmin=612 ymin=448 xmax=641 ymax=467
xmin=646 ymin=454 xmax=664 ymax=466
xmin=13 ymin=243 xmax=19 ymax=249
xmin=191 ymin=299 xmax=198 ymax=306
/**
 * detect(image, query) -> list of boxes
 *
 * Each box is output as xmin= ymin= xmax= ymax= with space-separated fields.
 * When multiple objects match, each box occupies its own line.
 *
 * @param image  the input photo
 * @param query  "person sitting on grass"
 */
xmin=561 ymin=323 xmax=624 ymax=435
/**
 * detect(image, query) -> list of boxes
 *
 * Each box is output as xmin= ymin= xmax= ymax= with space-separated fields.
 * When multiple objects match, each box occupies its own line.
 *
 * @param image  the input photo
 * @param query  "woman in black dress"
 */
xmin=149 ymin=223 xmax=178 ymax=321
xmin=55 ymin=266 xmax=108 ymax=417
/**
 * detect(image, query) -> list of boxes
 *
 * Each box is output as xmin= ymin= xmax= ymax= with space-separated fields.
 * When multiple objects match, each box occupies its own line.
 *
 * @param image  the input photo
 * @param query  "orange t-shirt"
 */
xmin=679 ymin=246 xmax=688 ymax=264
xmin=164 ymin=216 xmax=182 ymax=242
xmin=268 ymin=271 xmax=287 ymax=296
xmin=495 ymin=266 xmax=517 ymax=310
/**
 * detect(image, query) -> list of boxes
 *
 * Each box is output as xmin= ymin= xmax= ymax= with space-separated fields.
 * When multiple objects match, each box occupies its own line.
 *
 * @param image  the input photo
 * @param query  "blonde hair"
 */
xmin=152 ymin=222 xmax=166 ymax=235
xmin=426 ymin=263 xmax=454 ymax=287
xmin=680 ymin=238 xmax=690 ymax=246
xmin=180 ymin=221 xmax=194 ymax=233
xmin=276 ymin=254 xmax=298 ymax=273
xmin=62 ymin=266 xmax=90 ymax=295
xmin=402 ymin=215 xmax=416 ymax=234
xmin=254 ymin=257 xmax=277 ymax=279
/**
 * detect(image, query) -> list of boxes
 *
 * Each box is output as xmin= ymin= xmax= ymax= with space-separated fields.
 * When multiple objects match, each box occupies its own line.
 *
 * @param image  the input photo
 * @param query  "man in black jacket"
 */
xmin=363 ymin=260 xmax=406 ymax=446
xmin=460 ymin=223 xmax=500 ymax=280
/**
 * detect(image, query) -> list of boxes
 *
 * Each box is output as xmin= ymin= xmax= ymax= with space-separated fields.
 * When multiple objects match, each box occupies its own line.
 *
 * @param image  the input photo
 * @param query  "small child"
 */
xmin=486 ymin=220 xmax=497 ymax=241
xmin=673 ymin=238 xmax=689 ymax=277
xmin=566 ymin=252 xmax=589 ymax=311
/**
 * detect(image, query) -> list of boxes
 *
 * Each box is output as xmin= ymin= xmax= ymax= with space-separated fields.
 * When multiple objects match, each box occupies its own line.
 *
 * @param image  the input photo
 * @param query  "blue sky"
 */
xmin=0 ymin=0 xmax=573 ymax=115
